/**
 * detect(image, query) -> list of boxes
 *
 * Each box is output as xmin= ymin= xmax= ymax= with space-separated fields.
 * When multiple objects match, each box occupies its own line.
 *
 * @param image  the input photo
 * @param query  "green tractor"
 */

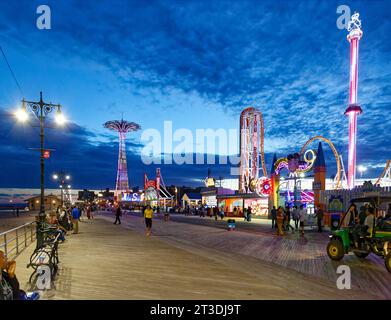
xmin=326 ymin=197 xmax=391 ymax=273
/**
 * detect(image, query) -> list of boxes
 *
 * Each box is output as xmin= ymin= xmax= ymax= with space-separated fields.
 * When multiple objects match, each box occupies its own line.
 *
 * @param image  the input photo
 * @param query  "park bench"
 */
xmin=27 ymin=232 xmax=61 ymax=285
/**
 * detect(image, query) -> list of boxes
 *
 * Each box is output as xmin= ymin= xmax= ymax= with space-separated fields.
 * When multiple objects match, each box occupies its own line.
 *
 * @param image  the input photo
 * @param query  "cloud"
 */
xmin=0 ymin=0 xmax=390 ymax=187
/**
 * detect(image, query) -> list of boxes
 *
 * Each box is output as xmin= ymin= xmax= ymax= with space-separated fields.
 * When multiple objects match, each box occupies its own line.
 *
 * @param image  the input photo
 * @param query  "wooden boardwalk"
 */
xmin=100 ymin=212 xmax=391 ymax=300
xmin=12 ymin=215 xmax=388 ymax=300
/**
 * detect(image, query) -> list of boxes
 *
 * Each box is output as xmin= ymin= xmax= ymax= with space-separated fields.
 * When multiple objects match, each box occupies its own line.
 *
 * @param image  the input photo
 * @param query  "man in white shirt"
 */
xmin=298 ymin=205 xmax=306 ymax=236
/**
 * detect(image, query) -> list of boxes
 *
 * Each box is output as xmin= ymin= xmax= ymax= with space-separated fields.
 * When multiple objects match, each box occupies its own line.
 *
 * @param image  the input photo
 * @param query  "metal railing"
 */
xmin=0 ymin=222 xmax=36 ymax=259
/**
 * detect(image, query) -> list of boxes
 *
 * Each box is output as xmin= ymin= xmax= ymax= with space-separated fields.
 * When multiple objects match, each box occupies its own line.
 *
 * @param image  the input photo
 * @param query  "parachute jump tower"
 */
xmin=104 ymin=119 xmax=141 ymax=199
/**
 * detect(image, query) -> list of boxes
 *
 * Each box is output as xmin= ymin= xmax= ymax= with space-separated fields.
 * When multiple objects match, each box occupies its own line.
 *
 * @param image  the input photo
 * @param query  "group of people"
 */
xmin=271 ymin=205 xmax=307 ymax=237
xmin=344 ymin=203 xmax=391 ymax=250
xmin=52 ymin=204 xmax=95 ymax=236
xmin=183 ymin=205 xmax=225 ymax=219
xmin=0 ymin=204 xmax=96 ymax=300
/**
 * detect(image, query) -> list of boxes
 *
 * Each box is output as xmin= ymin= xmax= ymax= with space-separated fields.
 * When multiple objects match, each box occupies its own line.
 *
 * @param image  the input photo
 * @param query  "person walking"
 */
xmin=71 ymin=206 xmax=81 ymax=234
xmin=315 ymin=205 xmax=324 ymax=232
xmin=114 ymin=206 xmax=122 ymax=225
xmin=16 ymin=208 xmax=19 ymax=218
xmin=144 ymin=205 xmax=154 ymax=236
xmin=243 ymin=208 xmax=248 ymax=222
xmin=298 ymin=205 xmax=306 ymax=236
xmin=78 ymin=206 xmax=84 ymax=221
xmin=220 ymin=207 xmax=225 ymax=220
xmin=285 ymin=206 xmax=294 ymax=233
xmin=271 ymin=206 xmax=277 ymax=229
xmin=164 ymin=209 xmax=170 ymax=222
xmin=213 ymin=207 xmax=218 ymax=221
xmin=292 ymin=206 xmax=299 ymax=230
xmin=201 ymin=205 xmax=206 ymax=217
xmin=276 ymin=207 xmax=285 ymax=236
xmin=247 ymin=206 xmax=252 ymax=222
xmin=86 ymin=206 xmax=91 ymax=220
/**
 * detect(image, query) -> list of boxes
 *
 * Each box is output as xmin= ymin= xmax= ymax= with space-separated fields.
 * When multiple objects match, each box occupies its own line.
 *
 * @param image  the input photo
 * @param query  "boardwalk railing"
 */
xmin=0 ymin=222 xmax=36 ymax=259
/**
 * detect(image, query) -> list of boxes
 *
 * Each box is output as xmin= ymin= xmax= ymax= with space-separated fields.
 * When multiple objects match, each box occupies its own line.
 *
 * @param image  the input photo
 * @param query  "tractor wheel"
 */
xmin=354 ymin=251 xmax=369 ymax=259
xmin=327 ymin=239 xmax=345 ymax=261
xmin=386 ymin=253 xmax=391 ymax=273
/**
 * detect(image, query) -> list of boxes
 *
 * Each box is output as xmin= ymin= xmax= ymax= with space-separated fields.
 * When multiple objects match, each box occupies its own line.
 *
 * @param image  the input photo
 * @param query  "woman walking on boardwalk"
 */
xmin=276 ymin=207 xmax=285 ymax=236
xmin=144 ymin=205 xmax=154 ymax=236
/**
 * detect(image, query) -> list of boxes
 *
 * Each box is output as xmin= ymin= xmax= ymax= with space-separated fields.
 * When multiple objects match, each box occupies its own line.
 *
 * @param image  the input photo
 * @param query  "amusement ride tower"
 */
xmin=239 ymin=107 xmax=267 ymax=193
xmin=104 ymin=119 xmax=141 ymax=199
xmin=345 ymin=12 xmax=363 ymax=189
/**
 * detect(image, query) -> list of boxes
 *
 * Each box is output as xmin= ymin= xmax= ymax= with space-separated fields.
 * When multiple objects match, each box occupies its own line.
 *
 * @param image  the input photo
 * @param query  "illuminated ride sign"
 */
xmin=249 ymin=177 xmax=272 ymax=197
xmin=145 ymin=186 xmax=158 ymax=201
xmin=274 ymin=150 xmax=316 ymax=176
xmin=121 ymin=193 xmax=144 ymax=202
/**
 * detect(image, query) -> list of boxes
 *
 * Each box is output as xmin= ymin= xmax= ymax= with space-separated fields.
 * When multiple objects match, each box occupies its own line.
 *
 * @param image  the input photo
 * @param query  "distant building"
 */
xmin=26 ymin=194 xmax=61 ymax=212
xmin=78 ymin=189 xmax=97 ymax=202
xmin=97 ymin=188 xmax=115 ymax=203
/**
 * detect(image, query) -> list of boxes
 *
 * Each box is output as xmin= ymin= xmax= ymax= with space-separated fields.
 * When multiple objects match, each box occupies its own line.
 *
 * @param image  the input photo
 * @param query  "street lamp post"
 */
xmin=15 ymin=92 xmax=65 ymax=248
xmin=53 ymin=171 xmax=71 ymax=207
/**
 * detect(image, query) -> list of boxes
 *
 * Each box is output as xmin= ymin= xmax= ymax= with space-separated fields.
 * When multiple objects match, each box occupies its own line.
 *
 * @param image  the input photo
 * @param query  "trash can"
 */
xmin=330 ymin=213 xmax=341 ymax=231
xmin=227 ymin=219 xmax=236 ymax=231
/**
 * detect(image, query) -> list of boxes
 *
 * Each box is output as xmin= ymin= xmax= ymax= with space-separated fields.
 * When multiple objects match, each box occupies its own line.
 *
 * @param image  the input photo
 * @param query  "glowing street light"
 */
xmin=14 ymin=108 xmax=28 ymax=122
xmin=55 ymin=109 xmax=66 ymax=125
xmin=53 ymin=171 xmax=72 ymax=207
xmin=358 ymin=165 xmax=367 ymax=177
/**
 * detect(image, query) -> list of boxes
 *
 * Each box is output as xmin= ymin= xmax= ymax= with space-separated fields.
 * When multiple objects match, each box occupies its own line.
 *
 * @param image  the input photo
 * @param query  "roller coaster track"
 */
xmin=375 ymin=160 xmax=391 ymax=186
xmin=299 ymin=136 xmax=342 ymax=189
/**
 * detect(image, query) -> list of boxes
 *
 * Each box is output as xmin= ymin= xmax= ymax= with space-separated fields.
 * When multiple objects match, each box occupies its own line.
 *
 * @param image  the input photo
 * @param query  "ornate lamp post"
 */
xmin=53 ymin=171 xmax=71 ymax=206
xmin=15 ymin=92 xmax=65 ymax=248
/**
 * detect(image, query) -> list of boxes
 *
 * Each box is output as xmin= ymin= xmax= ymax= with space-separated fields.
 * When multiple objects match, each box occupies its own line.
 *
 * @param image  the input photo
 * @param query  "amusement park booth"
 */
xmin=217 ymin=193 xmax=269 ymax=218
xmin=182 ymin=193 xmax=202 ymax=208
xmin=201 ymin=187 xmax=235 ymax=208
xmin=320 ymin=181 xmax=391 ymax=227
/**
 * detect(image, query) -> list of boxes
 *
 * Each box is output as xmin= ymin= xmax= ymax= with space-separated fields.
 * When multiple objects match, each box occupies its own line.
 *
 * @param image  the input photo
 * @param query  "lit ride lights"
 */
xmin=345 ymin=12 xmax=363 ymax=189
xmin=239 ymin=107 xmax=267 ymax=193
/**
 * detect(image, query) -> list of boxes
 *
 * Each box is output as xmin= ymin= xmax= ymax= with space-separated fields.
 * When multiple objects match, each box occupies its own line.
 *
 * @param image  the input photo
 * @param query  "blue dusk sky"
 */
xmin=0 ymin=0 xmax=390 ymax=190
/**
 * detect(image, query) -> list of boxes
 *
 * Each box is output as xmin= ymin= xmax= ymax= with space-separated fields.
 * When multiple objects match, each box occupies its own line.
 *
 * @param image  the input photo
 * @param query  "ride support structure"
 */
xmin=345 ymin=12 xmax=363 ymax=189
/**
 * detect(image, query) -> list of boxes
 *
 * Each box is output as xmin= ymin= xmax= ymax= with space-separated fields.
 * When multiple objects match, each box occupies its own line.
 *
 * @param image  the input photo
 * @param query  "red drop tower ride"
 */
xmin=345 ymin=12 xmax=363 ymax=189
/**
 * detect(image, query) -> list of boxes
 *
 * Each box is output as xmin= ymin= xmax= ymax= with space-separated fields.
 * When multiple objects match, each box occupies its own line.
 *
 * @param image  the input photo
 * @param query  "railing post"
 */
xmin=16 ymin=229 xmax=19 ymax=254
xmin=4 ymin=234 xmax=7 ymax=257
xmin=25 ymin=226 xmax=27 ymax=248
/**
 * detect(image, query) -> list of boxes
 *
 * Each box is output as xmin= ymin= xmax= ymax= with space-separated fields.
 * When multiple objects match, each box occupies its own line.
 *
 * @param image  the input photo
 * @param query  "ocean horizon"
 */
xmin=0 ymin=188 xmax=112 ymax=204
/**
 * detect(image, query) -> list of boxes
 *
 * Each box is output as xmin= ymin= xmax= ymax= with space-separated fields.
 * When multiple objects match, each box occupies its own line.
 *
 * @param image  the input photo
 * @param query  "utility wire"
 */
xmin=0 ymin=45 xmax=24 ymax=97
